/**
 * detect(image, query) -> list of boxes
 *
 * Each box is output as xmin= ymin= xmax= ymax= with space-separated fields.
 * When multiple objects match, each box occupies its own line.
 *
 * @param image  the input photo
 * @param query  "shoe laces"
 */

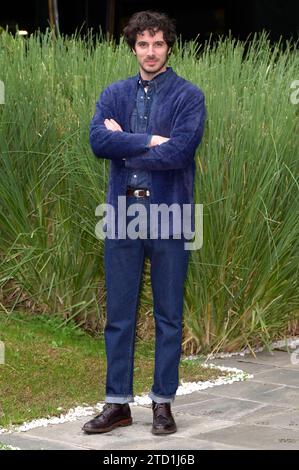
xmin=153 ymin=402 xmax=171 ymax=418
xmin=95 ymin=403 xmax=114 ymax=418
xmin=153 ymin=402 xmax=170 ymax=409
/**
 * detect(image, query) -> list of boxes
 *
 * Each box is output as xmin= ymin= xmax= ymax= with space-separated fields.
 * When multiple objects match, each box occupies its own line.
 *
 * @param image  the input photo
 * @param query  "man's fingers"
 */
xmin=150 ymin=135 xmax=170 ymax=147
xmin=104 ymin=119 xmax=113 ymax=130
xmin=110 ymin=119 xmax=123 ymax=131
xmin=104 ymin=118 xmax=123 ymax=132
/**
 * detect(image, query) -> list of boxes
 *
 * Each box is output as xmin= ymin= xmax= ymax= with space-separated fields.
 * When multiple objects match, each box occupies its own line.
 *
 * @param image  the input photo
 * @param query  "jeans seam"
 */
xmin=125 ymin=247 xmax=145 ymax=396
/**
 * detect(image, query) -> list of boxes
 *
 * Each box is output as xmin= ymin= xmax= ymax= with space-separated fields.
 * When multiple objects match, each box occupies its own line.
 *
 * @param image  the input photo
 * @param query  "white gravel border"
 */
xmin=1 ymin=335 xmax=298 ymax=436
xmin=0 ymin=363 xmax=251 ymax=435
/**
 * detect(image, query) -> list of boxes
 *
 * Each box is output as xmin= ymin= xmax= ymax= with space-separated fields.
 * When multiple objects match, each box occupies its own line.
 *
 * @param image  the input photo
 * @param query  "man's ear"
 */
xmin=168 ymin=48 xmax=172 ymax=55
xmin=132 ymin=48 xmax=136 ymax=55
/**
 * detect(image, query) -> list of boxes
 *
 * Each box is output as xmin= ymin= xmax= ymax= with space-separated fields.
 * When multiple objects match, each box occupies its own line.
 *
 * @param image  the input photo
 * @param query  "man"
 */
xmin=83 ymin=10 xmax=206 ymax=436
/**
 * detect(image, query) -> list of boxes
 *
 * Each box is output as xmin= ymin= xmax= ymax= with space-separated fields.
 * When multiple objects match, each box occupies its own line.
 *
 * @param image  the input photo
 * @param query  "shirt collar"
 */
xmin=137 ymin=66 xmax=173 ymax=94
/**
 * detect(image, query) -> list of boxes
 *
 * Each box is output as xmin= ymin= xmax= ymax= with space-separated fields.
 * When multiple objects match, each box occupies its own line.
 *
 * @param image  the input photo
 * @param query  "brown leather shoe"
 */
xmin=151 ymin=401 xmax=177 ymax=435
xmin=82 ymin=403 xmax=132 ymax=434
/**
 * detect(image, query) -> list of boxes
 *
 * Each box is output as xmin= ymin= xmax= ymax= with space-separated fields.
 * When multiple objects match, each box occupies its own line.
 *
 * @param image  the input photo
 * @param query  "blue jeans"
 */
xmin=104 ymin=196 xmax=190 ymax=404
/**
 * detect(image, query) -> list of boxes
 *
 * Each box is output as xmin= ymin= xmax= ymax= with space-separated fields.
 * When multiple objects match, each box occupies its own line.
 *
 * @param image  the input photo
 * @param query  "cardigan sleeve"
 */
xmin=89 ymin=87 xmax=151 ymax=160
xmin=125 ymin=90 xmax=206 ymax=170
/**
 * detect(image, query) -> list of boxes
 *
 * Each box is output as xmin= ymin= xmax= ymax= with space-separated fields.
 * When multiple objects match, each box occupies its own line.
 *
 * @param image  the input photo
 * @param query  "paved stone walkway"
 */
xmin=1 ymin=350 xmax=299 ymax=450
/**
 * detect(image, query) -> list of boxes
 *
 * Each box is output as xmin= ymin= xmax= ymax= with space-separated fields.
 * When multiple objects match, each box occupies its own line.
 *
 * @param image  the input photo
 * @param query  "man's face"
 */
xmin=133 ymin=29 xmax=170 ymax=79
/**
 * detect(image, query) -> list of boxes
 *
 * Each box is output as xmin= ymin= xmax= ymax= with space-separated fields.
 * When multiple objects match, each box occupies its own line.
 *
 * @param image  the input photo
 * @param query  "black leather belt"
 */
xmin=126 ymin=187 xmax=150 ymax=198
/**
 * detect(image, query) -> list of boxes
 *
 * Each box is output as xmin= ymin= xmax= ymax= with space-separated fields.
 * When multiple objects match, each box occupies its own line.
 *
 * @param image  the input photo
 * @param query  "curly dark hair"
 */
xmin=123 ymin=10 xmax=177 ymax=50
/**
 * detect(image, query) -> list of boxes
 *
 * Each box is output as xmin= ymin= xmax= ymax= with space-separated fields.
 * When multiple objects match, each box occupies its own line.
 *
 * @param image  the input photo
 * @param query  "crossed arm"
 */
xmin=90 ymin=88 xmax=206 ymax=170
xmin=104 ymin=118 xmax=169 ymax=147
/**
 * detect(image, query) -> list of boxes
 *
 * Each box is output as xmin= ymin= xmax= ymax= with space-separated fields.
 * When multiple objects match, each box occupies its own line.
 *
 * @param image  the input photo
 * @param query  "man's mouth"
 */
xmin=146 ymin=60 xmax=158 ymax=64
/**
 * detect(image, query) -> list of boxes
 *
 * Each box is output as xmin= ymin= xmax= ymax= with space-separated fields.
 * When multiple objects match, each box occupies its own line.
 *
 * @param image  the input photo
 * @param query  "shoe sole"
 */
xmin=151 ymin=426 xmax=177 ymax=435
xmin=83 ymin=417 xmax=133 ymax=434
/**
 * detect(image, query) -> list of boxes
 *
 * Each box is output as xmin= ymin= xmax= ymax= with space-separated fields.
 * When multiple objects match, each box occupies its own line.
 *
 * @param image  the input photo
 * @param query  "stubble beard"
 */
xmin=140 ymin=56 xmax=168 ymax=79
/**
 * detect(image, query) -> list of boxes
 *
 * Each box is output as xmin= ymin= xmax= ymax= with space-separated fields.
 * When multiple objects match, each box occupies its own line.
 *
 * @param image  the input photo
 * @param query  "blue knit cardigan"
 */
xmin=90 ymin=67 xmax=206 ymax=236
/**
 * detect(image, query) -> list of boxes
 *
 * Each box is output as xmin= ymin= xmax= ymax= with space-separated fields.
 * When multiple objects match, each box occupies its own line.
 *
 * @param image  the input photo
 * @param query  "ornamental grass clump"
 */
xmin=0 ymin=30 xmax=298 ymax=353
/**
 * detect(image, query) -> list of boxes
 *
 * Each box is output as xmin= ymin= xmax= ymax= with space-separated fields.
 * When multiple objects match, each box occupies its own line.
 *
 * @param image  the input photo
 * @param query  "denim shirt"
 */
xmin=127 ymin=69 xmax=171 ymax=189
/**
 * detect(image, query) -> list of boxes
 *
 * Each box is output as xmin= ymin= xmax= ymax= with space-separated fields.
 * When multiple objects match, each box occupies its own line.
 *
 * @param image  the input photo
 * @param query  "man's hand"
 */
xmin=149 ymin=135 xmax=170 ymax=147
xmin=104 ymin=119 xmax=123 ymax=132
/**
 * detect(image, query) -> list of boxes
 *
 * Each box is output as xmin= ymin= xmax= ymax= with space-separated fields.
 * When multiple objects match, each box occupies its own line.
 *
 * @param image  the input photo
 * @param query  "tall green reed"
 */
xmin=0 ymin=30 xmax=298 ymax=352
xmin=180 ymin=34 xmax=299 ymax=353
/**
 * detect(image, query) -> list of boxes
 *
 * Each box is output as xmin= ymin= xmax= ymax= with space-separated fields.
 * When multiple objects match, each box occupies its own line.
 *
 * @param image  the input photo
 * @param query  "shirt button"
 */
xmin=133 ymin=174 xmax=137 ymax=178
xmin=144 ymin=116 xmax=147 ymax=120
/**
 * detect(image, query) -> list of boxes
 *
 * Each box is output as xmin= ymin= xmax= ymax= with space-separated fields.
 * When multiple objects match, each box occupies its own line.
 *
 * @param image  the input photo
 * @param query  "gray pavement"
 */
xmin=1 ymin=349 xmax=299 ymax=450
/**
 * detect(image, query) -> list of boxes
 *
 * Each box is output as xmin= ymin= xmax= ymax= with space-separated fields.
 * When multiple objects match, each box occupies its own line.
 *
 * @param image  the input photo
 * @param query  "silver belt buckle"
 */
xmin=133 ymin=189 xmax=150 ymax=198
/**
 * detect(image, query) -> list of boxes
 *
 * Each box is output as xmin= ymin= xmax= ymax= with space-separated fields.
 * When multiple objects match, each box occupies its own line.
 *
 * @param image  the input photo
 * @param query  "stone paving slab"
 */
xmin=107 ymin=438 xmax=251 ymax=450
xmin=235 ymin=404 xmax=292 ymax=425
xmin=176 ymin=396 xmax=267 ymax=420
xmin=172 ymin=393 xmax=222 ymax=407
xmin=249 ymin=368 xmax=299 ymax=388
xmin=231 ymin=350 xmax=299 ymax=368
xmin=197 ymin=422 xmax=299 ymax=450
xmin=1 ymin=408 xmax=236 ymax=451
xmin=238 ymin=383 xmax=299 ymax=408
xmin=0 ymin=434 xmax=236 ymax=451
xmin=1 ymin=350 xmax=299 ymax=450
xmin=197 ymin=376 xmax=299 ymax=408
xmin=194 ymin=378 xmax=299 ymax=407
xmin=0 ymin=433 xmax=88 ymax=450
xmin=190 ymin=379 xmax=285 ymax=400
xmin=243 ymin=408 xmax=299 ymax=431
